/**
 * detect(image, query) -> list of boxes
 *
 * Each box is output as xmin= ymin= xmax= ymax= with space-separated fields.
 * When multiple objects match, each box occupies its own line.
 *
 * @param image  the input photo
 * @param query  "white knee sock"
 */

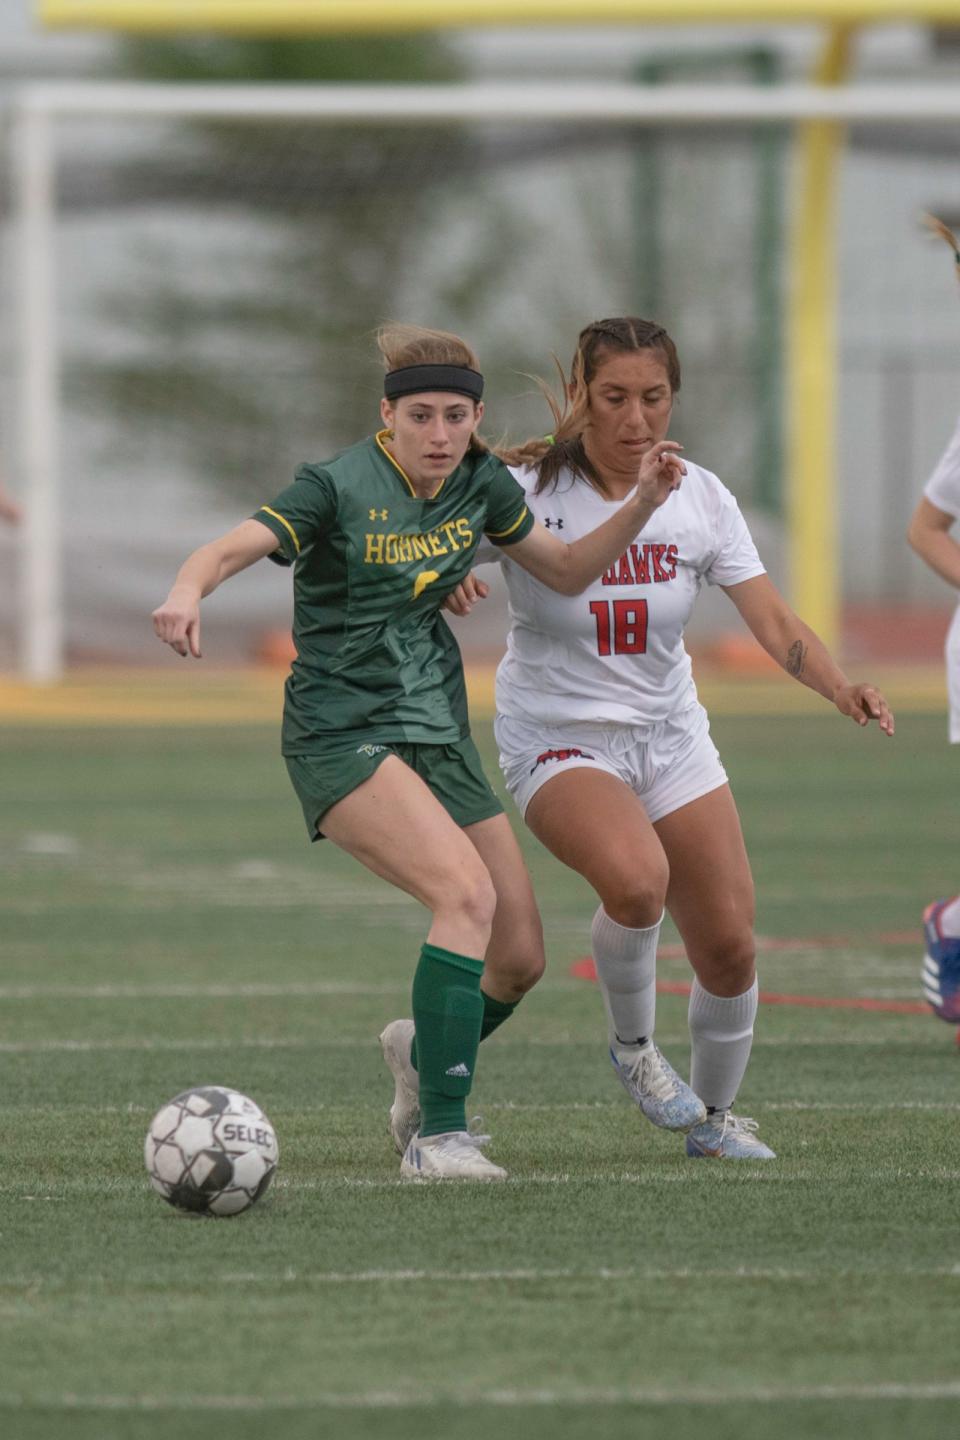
xmin=688 ymin=977 xmax=758 ymax=1112
xmin=591 ymin=906 xmax=661 ymax=1050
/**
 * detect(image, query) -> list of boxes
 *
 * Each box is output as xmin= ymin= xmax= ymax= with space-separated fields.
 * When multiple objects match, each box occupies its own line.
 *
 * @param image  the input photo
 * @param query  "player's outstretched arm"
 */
xmin=152 ymin=519 xmax=280 ymax=658
xmin=907 ymin=496 xmax=960 ymax=589
xmin=724 ymin=573 xmax=894 ymax=736
xmin=506 ymin=441 xmax=686 ymax=596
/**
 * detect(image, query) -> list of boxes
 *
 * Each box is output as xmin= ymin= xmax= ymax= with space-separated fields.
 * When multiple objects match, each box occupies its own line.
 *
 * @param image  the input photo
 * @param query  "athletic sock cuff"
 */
xmin=690 ymin=976 xmax=758 ymax=1025
xmin=592 ymin=905 xmax=665 ymax=941
xmin=420 ymin=942 xmax=484 ymax=978
xmin=481 ymin=992 xmax=518 ymax=1023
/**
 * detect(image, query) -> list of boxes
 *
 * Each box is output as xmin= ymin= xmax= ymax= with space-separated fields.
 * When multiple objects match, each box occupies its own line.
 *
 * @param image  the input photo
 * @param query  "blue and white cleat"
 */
xmin=922 ymin=899 xmax=960 ymax=1023
xmin=379 ymin=1018 xmax=421 ymax=1154
xmin=685 ymin=1111 xmax=776 ymax=1160
xmin=400 ymin=1130 xmax=507 ymax=1182
xmin=610 ymin=1041 xmax=706 ymax=1132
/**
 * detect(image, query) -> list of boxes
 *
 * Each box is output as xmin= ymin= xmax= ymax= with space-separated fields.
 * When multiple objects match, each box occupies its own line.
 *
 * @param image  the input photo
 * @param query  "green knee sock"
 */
xmin=410 ymin=990 xmax=520 ymax=1072
xmin=412 ymin=942 xmax=484 ymax=1139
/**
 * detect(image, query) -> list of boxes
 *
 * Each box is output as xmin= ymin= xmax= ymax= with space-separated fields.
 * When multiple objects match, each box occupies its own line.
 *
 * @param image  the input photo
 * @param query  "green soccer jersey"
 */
xmin=253 ymin=431 xmax=534 ymax=753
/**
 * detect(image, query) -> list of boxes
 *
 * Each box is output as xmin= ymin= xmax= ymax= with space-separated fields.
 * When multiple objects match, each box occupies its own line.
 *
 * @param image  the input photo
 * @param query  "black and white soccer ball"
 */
xmin=144 ymin=1086 xmax=279 ymax=1217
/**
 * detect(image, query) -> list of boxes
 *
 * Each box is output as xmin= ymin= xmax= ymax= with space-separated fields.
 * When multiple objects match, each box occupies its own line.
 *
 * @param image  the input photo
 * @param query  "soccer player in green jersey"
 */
xmin=153 ymin=323 xmax=684 ymax=1181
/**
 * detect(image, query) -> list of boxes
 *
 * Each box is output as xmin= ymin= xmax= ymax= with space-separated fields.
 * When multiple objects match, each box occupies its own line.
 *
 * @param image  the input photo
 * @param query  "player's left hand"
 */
xmin=443 ymin=573 xmax=489 ymax=617
xmin=832 ymin=682 xmax=894 ymax=736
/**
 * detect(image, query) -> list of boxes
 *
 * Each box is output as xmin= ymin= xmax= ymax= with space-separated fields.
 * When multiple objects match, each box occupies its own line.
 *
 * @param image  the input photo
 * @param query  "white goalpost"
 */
xmin=10 ymin=79 xmax=960 ymax=681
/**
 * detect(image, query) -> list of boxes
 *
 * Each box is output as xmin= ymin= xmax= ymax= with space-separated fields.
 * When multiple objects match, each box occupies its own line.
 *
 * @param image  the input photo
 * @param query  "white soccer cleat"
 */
xmin=379 ymin=1018 xmax=421 ymax=1155
xmin=685 ymin=1111 xmax=776 ymax=1160
xmin=400 ymin=1130 xmax=507 ymax=1182
xmin=610 ymin=1040 xmax=706 ymax=1132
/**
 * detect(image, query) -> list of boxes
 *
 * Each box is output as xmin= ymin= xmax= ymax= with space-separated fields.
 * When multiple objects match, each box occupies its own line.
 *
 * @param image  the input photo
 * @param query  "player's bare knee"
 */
xmin=447 ymin=864 xmax=498 ymax=936
xmin=506 ymin=936 xmax=546 ymax=995
xmin=696 ymin=932 xmax=756 ymax=995
xmin=601 ymin=866 xmax=669 ymax=930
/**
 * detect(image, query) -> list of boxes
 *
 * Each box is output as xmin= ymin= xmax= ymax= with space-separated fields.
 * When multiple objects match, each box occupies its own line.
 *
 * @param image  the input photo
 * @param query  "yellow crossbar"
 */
xmin=37 ymin=2 xmax=960 ymax=35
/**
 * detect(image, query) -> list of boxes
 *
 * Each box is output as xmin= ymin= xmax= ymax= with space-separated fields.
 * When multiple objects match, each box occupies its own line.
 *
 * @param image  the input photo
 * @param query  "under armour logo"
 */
xmin=543 ymin=517 xmax=564 ymax=529
xmin=369 ymin=508 xmax=388 ymax=522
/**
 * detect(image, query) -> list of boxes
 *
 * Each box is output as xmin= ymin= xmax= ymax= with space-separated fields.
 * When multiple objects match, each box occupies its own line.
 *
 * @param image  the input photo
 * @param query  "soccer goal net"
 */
xmin=3 ymin=81 xmax=960 ymax=677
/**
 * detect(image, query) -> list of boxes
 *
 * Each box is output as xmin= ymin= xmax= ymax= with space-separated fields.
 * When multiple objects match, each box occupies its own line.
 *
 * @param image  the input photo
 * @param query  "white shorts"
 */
xmin=494 ymin=702 xmax=728 ymax=824
xmin=947 ymin=604 xmax=960 ymax=744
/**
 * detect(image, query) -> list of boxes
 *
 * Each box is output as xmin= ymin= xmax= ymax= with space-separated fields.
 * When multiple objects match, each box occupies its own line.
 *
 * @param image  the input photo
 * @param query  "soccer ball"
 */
xmin=144 ymin=1086 xmax=279 ymax=1217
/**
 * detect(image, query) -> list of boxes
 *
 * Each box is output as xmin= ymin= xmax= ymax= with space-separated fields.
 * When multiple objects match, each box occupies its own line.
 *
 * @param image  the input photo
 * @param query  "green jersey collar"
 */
xmin=375 ymin=429 xmax=449 ymax=501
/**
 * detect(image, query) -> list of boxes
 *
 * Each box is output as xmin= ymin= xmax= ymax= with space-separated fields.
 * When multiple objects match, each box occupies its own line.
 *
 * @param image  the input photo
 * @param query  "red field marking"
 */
xmin=569 ymin=957 xmax=931 ymax=1015
xmin=654 ymin=932 xmax=915 ymax=960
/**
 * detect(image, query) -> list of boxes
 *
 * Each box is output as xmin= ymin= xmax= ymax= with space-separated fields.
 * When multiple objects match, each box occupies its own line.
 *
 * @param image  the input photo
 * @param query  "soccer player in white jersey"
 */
xmin=449 ymin=316 xmax=894 ymax=1159
xmin=908 ymin=215 xmax=960 ymax=1029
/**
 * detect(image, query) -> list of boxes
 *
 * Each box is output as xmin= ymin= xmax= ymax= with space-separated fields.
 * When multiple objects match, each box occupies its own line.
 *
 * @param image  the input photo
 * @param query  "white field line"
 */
xmin=4 ymin=1265 xmax=960 ymax=1288
xmin=0 ymin=982 xmax=410 ymax=1000
xmin=1 ymin=1382 xmax=960 ymax=1410
xmin=9 ymin=1099 xmax=960 ymax=1115
xmin=0 ymin=1033 xmax=941 ymax=1054
xmin=10 ymin=1169 xmax=960 ymax=1199
xmin=270 ymin=1168 xmax=960 ymax=1189
xmin=0 ymin=959 xmax=925 ymax=1001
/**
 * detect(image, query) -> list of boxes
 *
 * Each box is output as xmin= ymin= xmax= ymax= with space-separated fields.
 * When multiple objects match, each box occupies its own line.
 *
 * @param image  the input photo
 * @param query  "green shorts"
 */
xmin=285 ymin=734 xmax=504 ymax=841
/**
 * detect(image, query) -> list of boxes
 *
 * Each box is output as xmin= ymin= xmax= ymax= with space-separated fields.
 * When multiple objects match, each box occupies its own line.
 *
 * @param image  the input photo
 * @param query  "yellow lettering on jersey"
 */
xmin=363 ymin=517 xmax=471 ymax=567
xmin=413 ymin=570 xmax=440 ymax=601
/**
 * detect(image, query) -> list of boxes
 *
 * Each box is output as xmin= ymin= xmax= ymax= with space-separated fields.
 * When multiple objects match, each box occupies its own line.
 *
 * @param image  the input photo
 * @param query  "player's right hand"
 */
xmin=152 ymin=590 xmax=202 ymax=658
xmin=443 ymin=573 xmax=490 ymax=617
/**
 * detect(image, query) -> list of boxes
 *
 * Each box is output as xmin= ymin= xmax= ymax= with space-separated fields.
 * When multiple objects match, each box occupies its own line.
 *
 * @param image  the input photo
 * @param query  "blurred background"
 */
xmin=2 ymin=3 xmax=960 ymax=676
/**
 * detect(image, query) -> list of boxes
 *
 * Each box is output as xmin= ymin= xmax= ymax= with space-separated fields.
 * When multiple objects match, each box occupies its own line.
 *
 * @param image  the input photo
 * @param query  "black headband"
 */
xmin=384 ymin=364 xmax=484 ymax=403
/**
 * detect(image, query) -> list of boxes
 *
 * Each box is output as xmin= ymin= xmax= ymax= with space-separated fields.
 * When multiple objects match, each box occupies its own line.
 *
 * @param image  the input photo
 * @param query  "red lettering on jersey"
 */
xmin=664 ymin=543 xmax=678 ymax=580
xmin=651 ymin=544 xmax=671 ymax=581
xmin=632 ymin=544 xmax=651 ymax=584
xmin=601 ymin=565 xmax=618 ymax=587
xmin=617 ymin=554 xmax=633 ymax=586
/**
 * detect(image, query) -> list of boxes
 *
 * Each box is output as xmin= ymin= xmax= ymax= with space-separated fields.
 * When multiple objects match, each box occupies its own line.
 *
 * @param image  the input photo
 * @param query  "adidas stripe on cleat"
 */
xmin=922 ymin=899 xmax=960 ymax=1023
xmin=400 ymin=1130 xmax=506 ymax=1182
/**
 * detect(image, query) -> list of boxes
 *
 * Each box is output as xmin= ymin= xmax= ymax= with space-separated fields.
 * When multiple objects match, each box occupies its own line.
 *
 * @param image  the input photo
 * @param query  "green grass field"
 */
xmin=2 ymin=707 xmax=959 ymax=1439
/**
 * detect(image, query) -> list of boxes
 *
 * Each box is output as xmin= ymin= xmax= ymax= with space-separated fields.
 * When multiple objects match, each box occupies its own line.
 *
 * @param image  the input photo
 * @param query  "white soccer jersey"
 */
xmin=487 ymin=461 xmax=766 ymax=728
xmin=924 ymin=414 xmax=960 ymax=518
xmin=923 ymin=414 xmax=960 ymax=743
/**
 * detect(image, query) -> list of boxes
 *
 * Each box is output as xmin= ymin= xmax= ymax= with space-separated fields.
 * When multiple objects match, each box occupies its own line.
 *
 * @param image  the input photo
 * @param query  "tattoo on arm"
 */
xmin=786 ymin=640 xmax=806 ymax=678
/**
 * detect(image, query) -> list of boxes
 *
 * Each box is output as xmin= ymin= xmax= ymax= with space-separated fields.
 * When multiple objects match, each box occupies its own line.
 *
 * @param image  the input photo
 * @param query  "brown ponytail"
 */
xmin=922 ymin=213 xmax=960 ymax=288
